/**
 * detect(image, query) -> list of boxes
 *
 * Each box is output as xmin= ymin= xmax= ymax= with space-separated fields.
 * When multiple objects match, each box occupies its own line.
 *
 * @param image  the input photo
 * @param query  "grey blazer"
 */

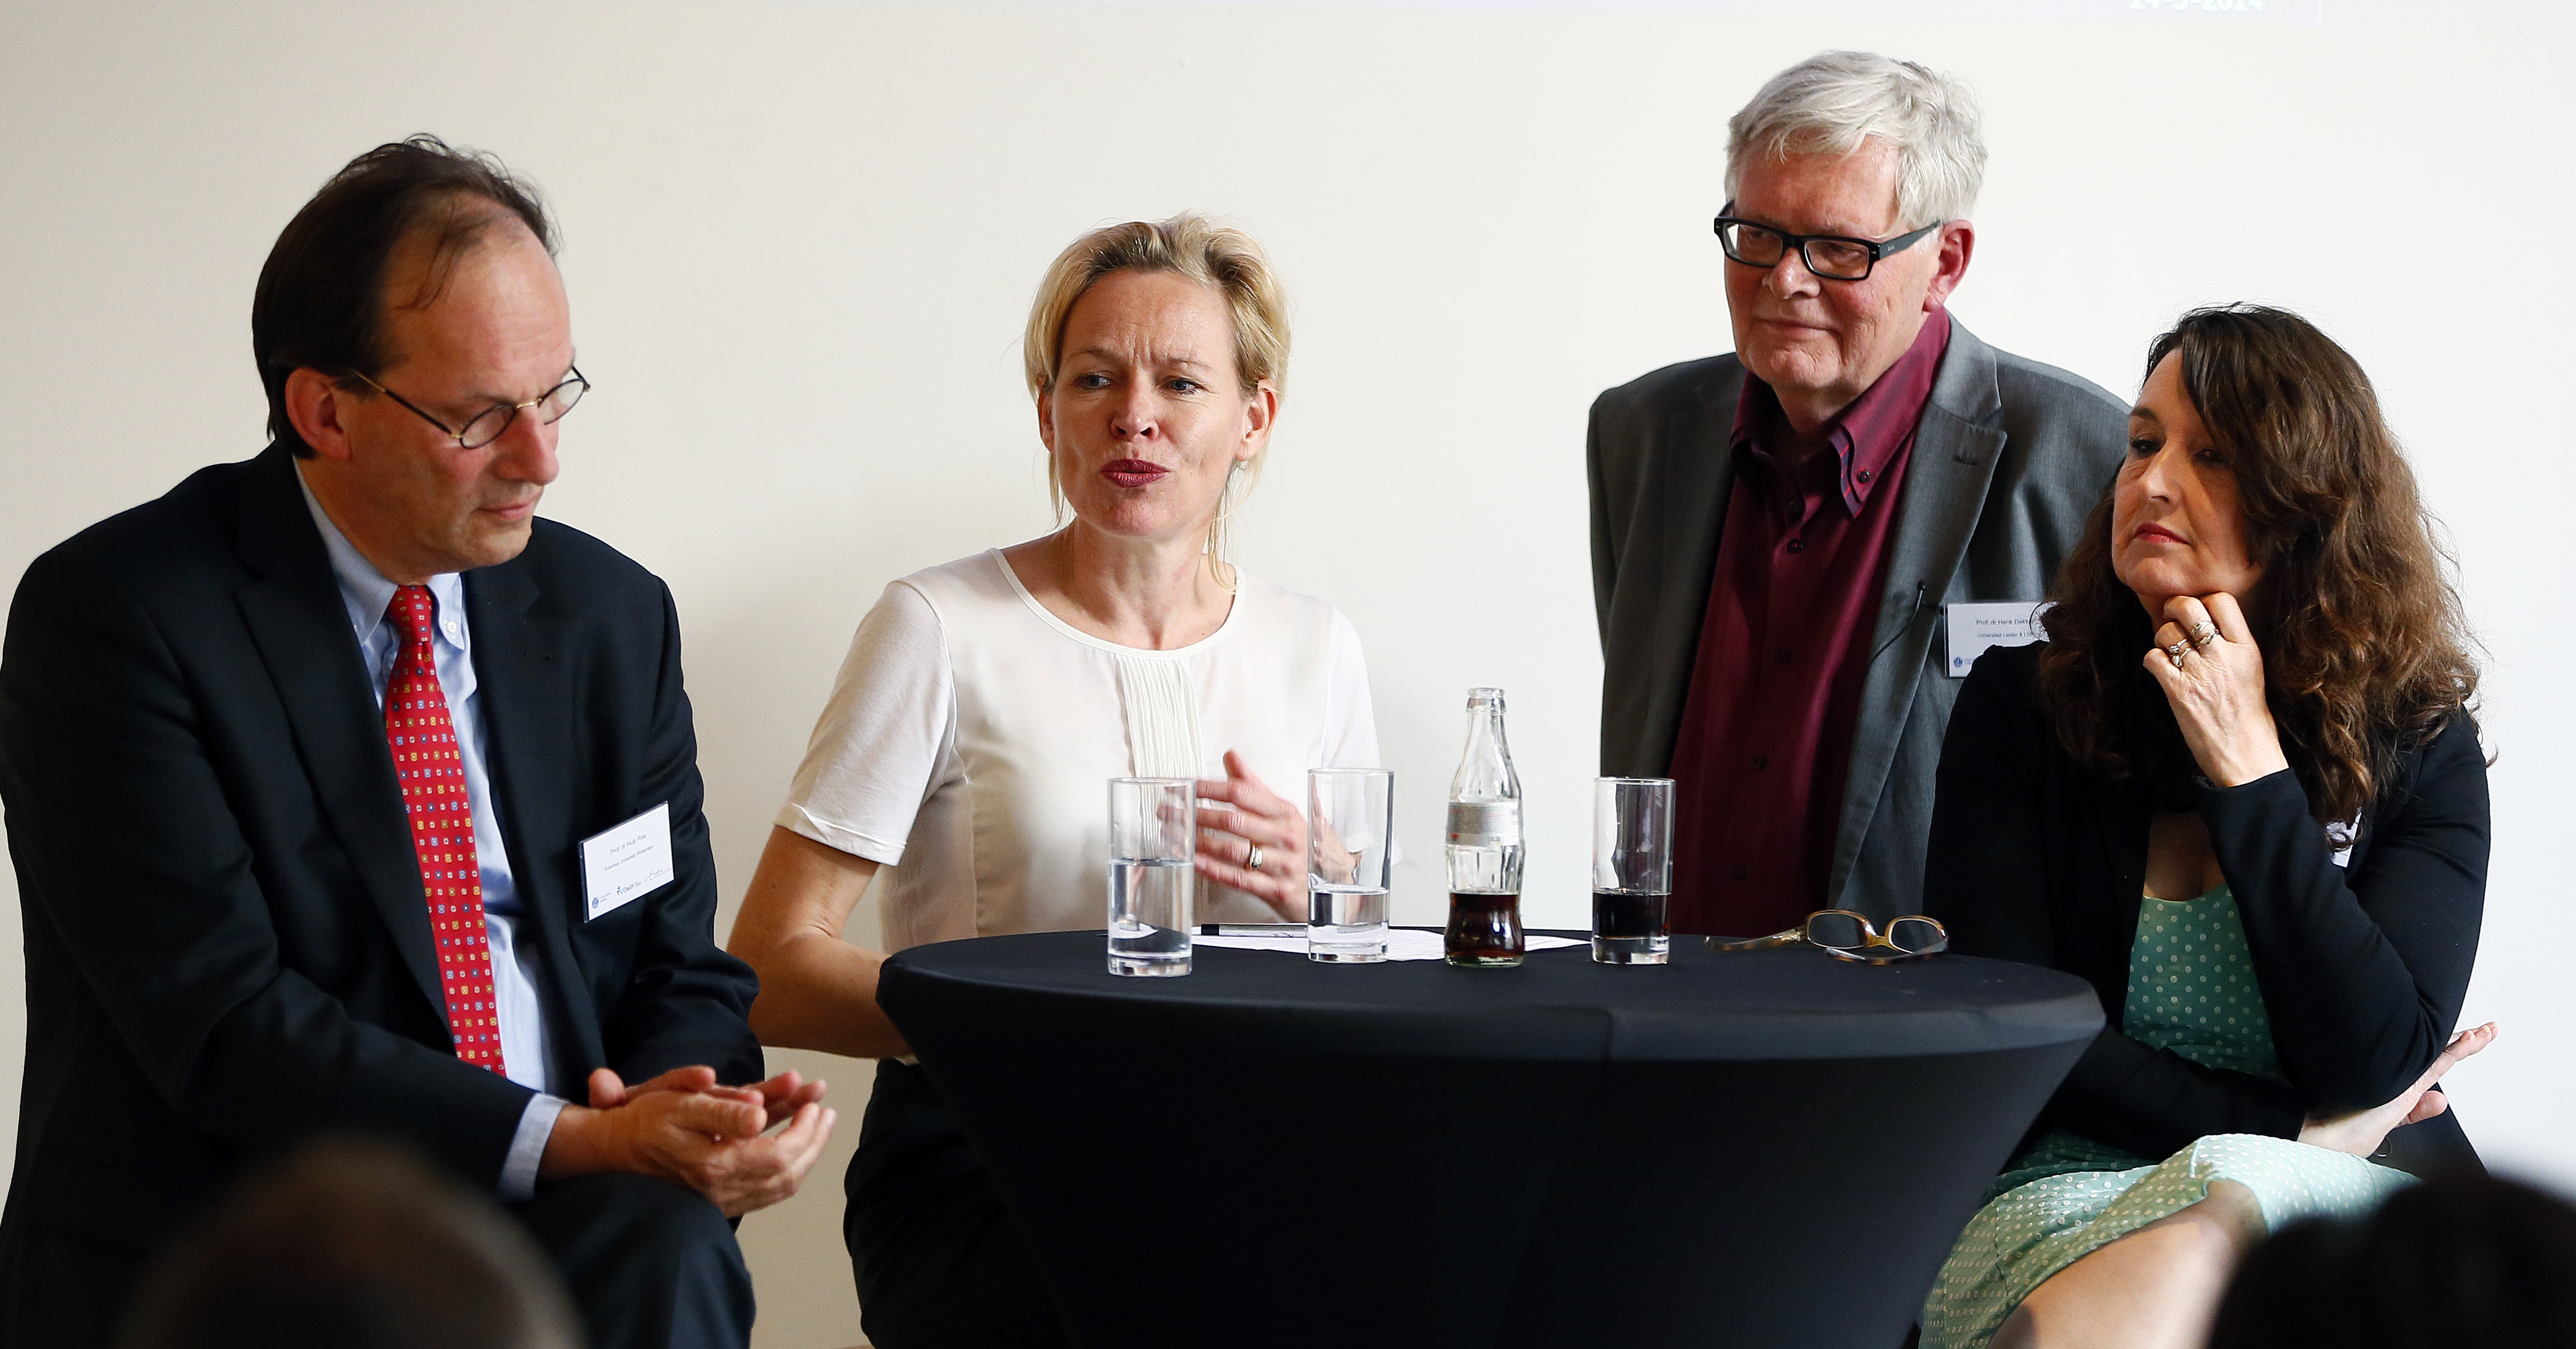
xmin=1587 ymin=317 xmax=2128 ymax=920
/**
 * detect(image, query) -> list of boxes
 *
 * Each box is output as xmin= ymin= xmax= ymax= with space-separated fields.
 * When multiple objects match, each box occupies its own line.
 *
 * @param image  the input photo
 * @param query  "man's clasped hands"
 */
xmin=541 ymin=1066 xmax=835 ymax=1217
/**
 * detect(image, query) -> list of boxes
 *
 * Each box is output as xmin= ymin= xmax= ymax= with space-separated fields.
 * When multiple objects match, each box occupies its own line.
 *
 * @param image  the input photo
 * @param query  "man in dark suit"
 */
xmin=1590 ymin=51 xmax=2128 ymax=935
xmin=0 ymin=136 xmax=834 ymax=1349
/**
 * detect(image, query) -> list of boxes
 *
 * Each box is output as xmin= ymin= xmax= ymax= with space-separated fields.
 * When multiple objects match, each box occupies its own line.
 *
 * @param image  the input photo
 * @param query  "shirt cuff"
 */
xmin=500 ymin=1092 xmax=570 ymax=1202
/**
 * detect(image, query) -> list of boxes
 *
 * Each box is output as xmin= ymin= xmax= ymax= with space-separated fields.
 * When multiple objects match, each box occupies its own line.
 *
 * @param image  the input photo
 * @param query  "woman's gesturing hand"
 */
xmin=2144 ymin=592 xmax=2291 ymax=788
xmin=2299 ymin=1023 xmax=2498 ymax=1157
xmin=1194 ymin=749 xmax=1308 ymax=919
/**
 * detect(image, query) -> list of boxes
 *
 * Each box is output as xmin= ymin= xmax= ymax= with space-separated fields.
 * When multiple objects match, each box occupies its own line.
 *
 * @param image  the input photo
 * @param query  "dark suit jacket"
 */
xmin=1589 ymin=318 xmax=2127 ymax=919
xmin=1926 ymin=642 xmax=2487 ymax=1173
xmin=0 ymin=446 xmax=761 ymax=1318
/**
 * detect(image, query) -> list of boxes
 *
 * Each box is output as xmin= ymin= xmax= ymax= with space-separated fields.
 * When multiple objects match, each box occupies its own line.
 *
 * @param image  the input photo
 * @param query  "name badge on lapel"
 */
xmin=580 ymin=802 xmax=674 ymax=920
xmin=1944 ymin=601 xmax=2055 ymax=678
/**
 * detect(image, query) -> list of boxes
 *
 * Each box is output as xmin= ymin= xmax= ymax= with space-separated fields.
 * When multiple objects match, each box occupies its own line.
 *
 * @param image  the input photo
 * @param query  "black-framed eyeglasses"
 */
xmin=1713 ymin=204 xmax=1944 ymax=282
xmin=348 ymin=366 xmax=589 ymax=451
xmin=1705 ymin=909 xmax=1948 ymax=965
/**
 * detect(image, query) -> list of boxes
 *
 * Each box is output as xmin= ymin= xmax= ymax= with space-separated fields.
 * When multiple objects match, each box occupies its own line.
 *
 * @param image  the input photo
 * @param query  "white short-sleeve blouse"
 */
xmin=776 ymin=549 xmax=1383 ymax=952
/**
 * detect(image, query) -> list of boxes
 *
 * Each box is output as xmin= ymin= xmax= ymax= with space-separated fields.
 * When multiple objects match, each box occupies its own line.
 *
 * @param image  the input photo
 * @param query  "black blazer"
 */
xmin=0 ymin=447 xmax=760 ymax=1298
xmin=1926 ymin=642 xmax=2487 ymax=1171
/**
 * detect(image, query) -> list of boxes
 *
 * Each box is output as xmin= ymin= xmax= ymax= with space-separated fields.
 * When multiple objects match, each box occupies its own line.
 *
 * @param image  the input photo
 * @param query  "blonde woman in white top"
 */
xmin=726 ymin=214 xmax=1382 ymax=1349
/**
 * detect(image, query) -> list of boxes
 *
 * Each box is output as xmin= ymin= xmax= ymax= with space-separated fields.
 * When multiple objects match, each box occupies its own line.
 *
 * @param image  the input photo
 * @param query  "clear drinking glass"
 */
xmin=1307 ymin=768 xmax=1395 ymax=963
xmin=1107 ymin=777 xmax=1195 ymax=977
xmin=1592 ymin=777 xmax=1674 ymax=965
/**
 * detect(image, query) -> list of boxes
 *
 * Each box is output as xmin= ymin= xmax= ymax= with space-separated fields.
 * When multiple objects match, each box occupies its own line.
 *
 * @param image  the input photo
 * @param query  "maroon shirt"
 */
xmin=1667 ymin=310 xmax=1952 ymax=938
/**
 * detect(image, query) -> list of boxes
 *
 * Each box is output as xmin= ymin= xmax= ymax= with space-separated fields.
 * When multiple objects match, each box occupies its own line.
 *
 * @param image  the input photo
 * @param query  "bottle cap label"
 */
xmin=1446 ymin=800 xmax=1522 ymax=847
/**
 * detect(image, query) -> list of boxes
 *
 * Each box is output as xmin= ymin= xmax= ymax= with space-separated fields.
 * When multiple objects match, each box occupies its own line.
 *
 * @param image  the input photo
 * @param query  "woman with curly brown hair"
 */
xmin=1916 ymin=305 xmax=2497 ymax=1349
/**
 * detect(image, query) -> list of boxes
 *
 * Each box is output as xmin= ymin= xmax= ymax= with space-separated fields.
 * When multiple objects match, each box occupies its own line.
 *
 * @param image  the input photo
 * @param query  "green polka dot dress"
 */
xmin=1919 ymin=886 xmax=2414 ymax=1348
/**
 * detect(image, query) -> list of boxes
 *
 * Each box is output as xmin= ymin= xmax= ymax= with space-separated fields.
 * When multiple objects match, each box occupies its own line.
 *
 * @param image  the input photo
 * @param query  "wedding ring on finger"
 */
xmin=2188 ymin=621 xmax=2219 ymax=649
xmin=2165 ymin=639 xmax=2192 ymax=670
xmin=1245 ymin=841 xmax=1264 ymax=872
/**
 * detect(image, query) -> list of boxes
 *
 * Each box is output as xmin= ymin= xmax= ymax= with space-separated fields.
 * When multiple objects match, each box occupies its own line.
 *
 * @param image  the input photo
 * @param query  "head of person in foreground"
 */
xmin=116 ymin=1139 xmax=584 ymax=1349
xmin=2208 ymin=1172 xmax=2576 ymax=1348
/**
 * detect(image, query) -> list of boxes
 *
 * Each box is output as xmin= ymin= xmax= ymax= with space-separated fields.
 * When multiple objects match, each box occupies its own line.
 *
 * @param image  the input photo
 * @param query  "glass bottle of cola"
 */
xmin=1445 ymin=686 xmax=1525 ymax=967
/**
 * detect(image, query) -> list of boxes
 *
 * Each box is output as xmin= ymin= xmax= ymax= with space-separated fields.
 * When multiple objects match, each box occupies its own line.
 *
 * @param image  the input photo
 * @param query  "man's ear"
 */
xmin=284 ymin=368 xmax=358 ymax=462
xmin=1923 ymin=220 xmax=1976 ymax=313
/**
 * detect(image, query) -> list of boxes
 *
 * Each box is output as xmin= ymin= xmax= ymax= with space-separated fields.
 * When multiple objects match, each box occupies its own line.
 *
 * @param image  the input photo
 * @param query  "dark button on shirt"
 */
xmin=1666 ymin=309 xmax=1953 ymax=937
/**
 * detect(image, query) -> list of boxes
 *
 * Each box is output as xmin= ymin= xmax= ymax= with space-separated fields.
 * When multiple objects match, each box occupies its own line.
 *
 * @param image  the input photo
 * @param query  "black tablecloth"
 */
xmin=881 ymin=930 xmax=2103 ymax=1349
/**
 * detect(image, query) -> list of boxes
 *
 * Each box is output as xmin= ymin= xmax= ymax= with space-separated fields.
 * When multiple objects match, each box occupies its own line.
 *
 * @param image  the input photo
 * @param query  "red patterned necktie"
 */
xmin=383 ymin=585 xmax=506 ymax=1074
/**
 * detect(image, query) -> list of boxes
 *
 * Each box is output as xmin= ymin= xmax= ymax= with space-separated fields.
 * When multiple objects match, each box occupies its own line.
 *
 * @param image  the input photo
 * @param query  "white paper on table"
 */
xmin=1190 ymin=927 xmax=1585 ymax=962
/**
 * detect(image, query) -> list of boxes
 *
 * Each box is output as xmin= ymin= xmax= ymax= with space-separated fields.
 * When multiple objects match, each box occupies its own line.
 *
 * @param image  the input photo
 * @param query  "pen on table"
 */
xmin=1199 ymin=923 xmax=1306 ymax=936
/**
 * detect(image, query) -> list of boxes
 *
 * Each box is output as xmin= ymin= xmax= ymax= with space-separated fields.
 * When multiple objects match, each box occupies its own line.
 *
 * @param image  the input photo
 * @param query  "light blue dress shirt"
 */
xmin=297 ymin=470 xmax=566 ymax=1200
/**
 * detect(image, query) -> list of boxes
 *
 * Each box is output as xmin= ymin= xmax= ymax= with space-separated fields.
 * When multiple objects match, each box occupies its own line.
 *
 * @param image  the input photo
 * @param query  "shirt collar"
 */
xmin=1731 ymin=307 xmax=1953 ymax=516
xmin=293 ymin=464 xmax=469 ymax=652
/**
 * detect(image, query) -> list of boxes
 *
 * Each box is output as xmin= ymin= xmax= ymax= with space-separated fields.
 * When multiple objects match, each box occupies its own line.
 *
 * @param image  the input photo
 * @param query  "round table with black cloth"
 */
xmin=878 ymin=930 xmax=2103 ymax=1349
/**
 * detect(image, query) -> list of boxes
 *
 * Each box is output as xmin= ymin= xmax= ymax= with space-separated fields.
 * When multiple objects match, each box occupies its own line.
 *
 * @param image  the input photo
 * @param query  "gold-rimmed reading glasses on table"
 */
xmin=1705 ymin=910 xmax=1948 ymax=965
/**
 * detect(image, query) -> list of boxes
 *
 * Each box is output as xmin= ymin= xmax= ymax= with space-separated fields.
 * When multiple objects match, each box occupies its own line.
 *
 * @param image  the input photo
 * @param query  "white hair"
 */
xmin=1725 ymin=51 xmax=1987 ymax=230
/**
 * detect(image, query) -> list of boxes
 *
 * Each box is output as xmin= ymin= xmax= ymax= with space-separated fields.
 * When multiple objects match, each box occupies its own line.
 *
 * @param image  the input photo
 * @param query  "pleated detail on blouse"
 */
xmin=1114 ymin=654 xmax=1205 ymax=781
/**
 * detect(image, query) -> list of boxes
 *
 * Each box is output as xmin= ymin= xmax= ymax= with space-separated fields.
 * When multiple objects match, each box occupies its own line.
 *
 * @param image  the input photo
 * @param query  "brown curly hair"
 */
xmin=2035 ymin=305 xmax=2477 ymax=827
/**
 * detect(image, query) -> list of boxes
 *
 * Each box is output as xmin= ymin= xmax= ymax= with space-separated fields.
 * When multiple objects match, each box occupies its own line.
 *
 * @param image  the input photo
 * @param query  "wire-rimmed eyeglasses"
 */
xmin=1712 ymin=204 xmax=1944 ymax=282
xmin=348 ymin=366 xmax=589 ymax=451
xmin=1705 ymin=909 xmax=1948 ymax=965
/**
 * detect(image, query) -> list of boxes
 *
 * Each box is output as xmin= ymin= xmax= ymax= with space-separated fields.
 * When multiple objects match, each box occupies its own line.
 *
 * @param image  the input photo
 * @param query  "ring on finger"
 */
xmin=2188 ymin=621 xmax=2219 ymax=648
xmin=2165 ymin=639 xmax=2193 ymax=663
xmin=1245 ymin=841 xmax=1264 ymax=872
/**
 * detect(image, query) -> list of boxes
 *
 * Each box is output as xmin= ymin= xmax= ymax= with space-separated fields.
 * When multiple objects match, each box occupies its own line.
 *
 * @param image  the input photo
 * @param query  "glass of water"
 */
xmin=1107 ymin=777 xmax=1195 ymax=977
xmin=1307 ymin=768 xmax=1394 ymax=963
xmin=1592 ymin=777 xmax=1674 ymax=965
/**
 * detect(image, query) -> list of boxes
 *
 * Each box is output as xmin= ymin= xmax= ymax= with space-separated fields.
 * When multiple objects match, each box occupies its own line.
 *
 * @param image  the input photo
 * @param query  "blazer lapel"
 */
xmin=467 ymin=557 xmax=604 ymax=1081
xmin=1640 ymin=367 xmax=1743 ymax=771
xmin=229 ymin=448 xmax=445 ymax=1014
xmin=1828 ymin=320 xmax=2009 ymax=901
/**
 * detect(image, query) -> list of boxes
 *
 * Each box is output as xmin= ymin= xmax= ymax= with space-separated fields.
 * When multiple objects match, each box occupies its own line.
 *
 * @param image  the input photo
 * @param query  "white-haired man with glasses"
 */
xmin=1590 ymin=51 xmax=2126 ymax=940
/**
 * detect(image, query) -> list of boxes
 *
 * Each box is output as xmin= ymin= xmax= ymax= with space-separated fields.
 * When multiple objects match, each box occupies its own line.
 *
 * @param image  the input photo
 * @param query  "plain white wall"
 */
xmin=4 ymin=2 xmax=2570 ymax=1344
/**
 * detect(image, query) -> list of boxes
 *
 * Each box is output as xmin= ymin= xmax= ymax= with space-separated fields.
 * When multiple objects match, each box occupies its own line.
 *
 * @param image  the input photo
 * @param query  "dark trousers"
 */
xmin=0 ymin=1216 xmax=149 ymax=1349
xmin=0 ymin=1172 xmax=750 ymax=1349
xmin=846 ymin=1060 xmax=1070 ymax=1349
xmin=513 ymin=1173 xmax=755 ymax=1349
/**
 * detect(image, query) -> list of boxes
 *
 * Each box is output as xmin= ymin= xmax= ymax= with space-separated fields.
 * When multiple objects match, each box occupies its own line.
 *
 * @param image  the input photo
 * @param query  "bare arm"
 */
xmin=2299 ymin=1023 xmax=2496 ymax=1156
xmin=726 ymin=825 xmax=910 ymax=1059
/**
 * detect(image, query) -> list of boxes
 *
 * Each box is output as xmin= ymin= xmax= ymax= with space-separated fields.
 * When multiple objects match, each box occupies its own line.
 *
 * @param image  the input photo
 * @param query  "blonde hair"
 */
xmin=1022 ymin=213 xmax=1289 ymax=581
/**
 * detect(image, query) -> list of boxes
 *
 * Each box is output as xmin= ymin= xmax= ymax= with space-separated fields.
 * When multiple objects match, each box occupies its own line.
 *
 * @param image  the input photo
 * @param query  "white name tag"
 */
xmin=579 ymin=802 xmax=674 ymax=920
xmin=1945 ymin=601 xmax=2055 ymax=678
